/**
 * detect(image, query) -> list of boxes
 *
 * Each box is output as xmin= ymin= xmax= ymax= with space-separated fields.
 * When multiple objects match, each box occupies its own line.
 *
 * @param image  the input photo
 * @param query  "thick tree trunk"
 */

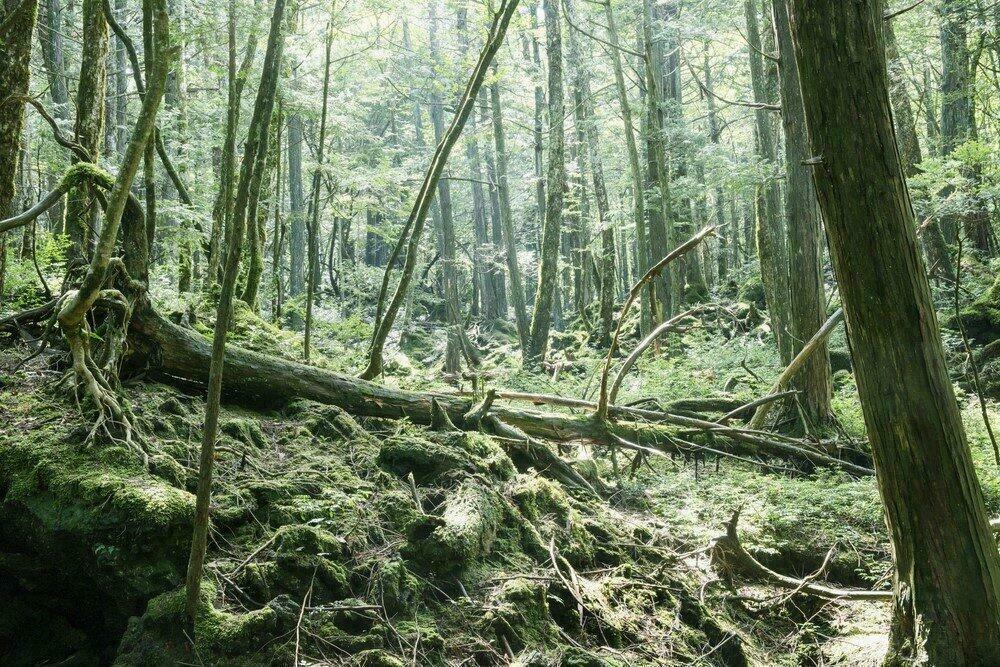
xmin=771 ymin=0 xmax=831 ymax=425
xmin=787 ymin=0 xmax=1000 ymax=662
xmin=0 ymin=0 xmax=38 ymax=222
xmin=525 ymin=0 xmax=565 ymax=365
xmin=64 ymin=0 xmax=108 ymax=262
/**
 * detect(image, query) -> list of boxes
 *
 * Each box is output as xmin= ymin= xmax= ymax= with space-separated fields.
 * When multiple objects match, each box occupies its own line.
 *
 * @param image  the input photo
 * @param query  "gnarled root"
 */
xmin=710 ymin=508 xmax=891 ymax=602
xmin=58 ymin=289 xmax=145 ymax=465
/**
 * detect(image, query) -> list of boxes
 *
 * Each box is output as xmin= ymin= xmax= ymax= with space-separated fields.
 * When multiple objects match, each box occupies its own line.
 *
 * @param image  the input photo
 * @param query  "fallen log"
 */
xmin=711 ymin=508 xmax=892 ymax=602
xmin=130 ymin=309 xmax=873 ymax=477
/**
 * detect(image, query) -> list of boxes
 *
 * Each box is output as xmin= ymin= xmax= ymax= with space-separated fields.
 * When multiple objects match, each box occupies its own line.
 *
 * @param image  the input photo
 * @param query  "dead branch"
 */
xmin=748 ymin=308 xmax=844 ymax=429
xmin=711 ymin=508 xmax=892 ymax=601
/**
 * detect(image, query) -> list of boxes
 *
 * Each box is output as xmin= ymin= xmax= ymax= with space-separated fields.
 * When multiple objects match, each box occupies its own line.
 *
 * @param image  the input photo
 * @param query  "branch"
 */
xmin=748 ymin=308 xmax=844 ymax=429
xmin=609 ymin=308 xmax=700 ymax=405
xmin=596 ymin=227 xmax=716 ymax=419
xmin=712 ymin=508 xmax=892 ymax=601
xmin=884 ymin=0 xmax=925 ymax=20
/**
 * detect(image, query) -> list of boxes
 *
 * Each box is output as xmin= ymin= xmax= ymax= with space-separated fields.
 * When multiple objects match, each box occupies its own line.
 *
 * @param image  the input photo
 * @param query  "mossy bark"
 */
xmin=787 ymin=0 xmax=1000 ymax=662
xmin=772 ymin=0 xmax=832 ymax=424
xmin=525 ymin=0 xmax=566 ymax=365
xmin=0 ymin=0 xmax=40 ymax=221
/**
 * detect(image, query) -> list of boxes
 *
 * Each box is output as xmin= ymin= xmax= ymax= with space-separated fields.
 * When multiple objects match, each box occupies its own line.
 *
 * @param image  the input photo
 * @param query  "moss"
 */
xmin=116 ymin=583 xmax=288 ymax=665
xmin=378 ymin=430 xmax=515 ymax=484
xmin=371 ymin=559 xmax=423 ymax=614
xmin=483 ymin=578 xmax=558 ymax=653
xmin=510 ymin=473 xmax=595 ymax=566
xmin=220 ymin=417 xmax=268 ymax=449
xmin=348 ymin=650 xmax=406 ymax=667
xmin=404 ymin=481 xmax=504 ymax=569
xmin=241 ymin=524 xmax=350 ymax=602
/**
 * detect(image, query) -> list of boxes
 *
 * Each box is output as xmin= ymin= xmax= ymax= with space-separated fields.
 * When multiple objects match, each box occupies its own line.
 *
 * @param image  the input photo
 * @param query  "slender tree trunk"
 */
xmin=186 ymin=0 xmax=285 ymax=621
xmin=525 ymin=0 xmax=564 ymax=365
xmin=939 ymin=0 xmax=990 ymax=254
xmin=64 ymin=0 xmax=108 ymax=262
xmin=703 ymin=44 xmax=728 ymax=282
xmin=286 ymin=112 xmax=306 ymax=323
xmin=527 ymin=3 xmax=546 ymax=255
xmin=771 ymin=0 xmax=831 ymax=424
xmin=489 ymin=66 xmax=531 ymax=350
xmin=428 ymin=0 xmax=462 ymax=374
xmin=746 ymin=0 xmax=791 ymax=363
xmin=884 ymin=18 xmax=953 ymax=281
xmin=360 ymin=0 xmax=520 ymax=379
xmin=480 ymin=103 xmax=508 ymax=319
xmin=787 ymin=1 xmax=1000 ymax=662
xmin=304 ymin=18 xmax=332 ymax=361
xmin=642 ymin=0 xmax=677 ymax=318
xmin=603 ymin=0 xmax=651 ymax=335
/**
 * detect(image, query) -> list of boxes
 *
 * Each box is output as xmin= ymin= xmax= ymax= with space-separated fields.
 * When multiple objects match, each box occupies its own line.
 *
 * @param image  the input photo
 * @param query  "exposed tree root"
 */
xmin=711 ymin=508 xmax=892 ymax=602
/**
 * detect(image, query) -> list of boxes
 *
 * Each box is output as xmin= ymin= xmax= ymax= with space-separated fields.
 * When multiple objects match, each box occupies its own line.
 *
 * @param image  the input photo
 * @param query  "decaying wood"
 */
xmin=711 ymin=508 xmax=892 ymax=601
xmin=132 ymin=309 xmax=873 ymax=477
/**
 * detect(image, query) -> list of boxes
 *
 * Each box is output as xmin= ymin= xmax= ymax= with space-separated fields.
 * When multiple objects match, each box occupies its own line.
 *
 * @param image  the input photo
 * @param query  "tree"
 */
xmin=525 ymin=0 xmax=564 ymax=365
xmin=359 ymin=0 xmax=520 ymax=380
xmin=0 ymin=0 xmax=39 ymax=221
xmin=771 ymin=0 xmax=831 ymax=424
xmin=186 ymin=0 xmax=286 ymax=620
xmin=64 ymin=0 xmax=108 ymax=262
xmin=745 ymin=0 xmax=791 ymax=364
xmin=787 ymin=0 xmax=1000 ymax=661
xmin=489 ymin=63 xmax=531 ymax=350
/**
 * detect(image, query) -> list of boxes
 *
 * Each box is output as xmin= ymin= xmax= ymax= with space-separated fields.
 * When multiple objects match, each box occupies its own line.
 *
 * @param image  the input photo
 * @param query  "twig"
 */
xmin=748 ymin=309 xmax=844 ymax=429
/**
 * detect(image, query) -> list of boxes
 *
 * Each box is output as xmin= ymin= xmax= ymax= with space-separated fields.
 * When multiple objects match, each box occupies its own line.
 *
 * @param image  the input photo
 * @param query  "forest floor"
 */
xmin=5 ymin=280 xmax=1000 ymax=665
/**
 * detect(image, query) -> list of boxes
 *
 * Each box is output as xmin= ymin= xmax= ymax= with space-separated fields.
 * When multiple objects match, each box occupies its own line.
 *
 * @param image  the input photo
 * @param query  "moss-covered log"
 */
xmin=131 ymin=308 xmax=872 ymax=476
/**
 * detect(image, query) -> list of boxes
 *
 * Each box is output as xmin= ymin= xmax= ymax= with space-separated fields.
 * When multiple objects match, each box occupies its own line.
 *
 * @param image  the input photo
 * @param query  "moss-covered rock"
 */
xmin=484 ymin=578 xmax=559 ymax=653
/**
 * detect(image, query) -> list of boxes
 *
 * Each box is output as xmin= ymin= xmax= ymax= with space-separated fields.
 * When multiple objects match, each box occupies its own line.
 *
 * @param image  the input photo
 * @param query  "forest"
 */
xmin=1 ymin=0 xmax=1000 ymax=663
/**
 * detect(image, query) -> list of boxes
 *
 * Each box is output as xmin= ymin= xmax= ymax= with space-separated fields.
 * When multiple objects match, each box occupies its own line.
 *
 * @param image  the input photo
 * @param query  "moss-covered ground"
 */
xmin=6 ymin=292 xmax=1000 ymax=665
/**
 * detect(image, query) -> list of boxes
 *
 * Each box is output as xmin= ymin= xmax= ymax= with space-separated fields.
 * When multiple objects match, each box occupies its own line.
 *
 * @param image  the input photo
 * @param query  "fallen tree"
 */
xmin=127 ymin=308 xmax=874 ymax=478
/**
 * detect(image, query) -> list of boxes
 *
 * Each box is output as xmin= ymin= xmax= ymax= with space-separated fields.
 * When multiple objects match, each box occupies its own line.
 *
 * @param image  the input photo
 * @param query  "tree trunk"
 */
xmin=745 ymin=0 xmax=791 ymax=364
xmin=603 ymin=0 xmax=651 ymax=336
xmin=884 ymin=18 xmax=953 ymax=281
xmin=786 ymin=0 xmax=1000 ymax=662
xmin=525 ymin=0 xmax=565 ymax=365
xmin=428 ymin=0 xmax=462 ymax=374
xmin=489 ymin=66 xmax=531 ymax=350
xmin=566 ymin=0 xmax=615 ymax=347
xmin=186 ymin=0 xmax=285 ymax=620
xmin=0 ymin=0 xmax=38 ymax=223
xmin=360 ymin=0 xmax=520 ymax=379
xmin=771 ymin=0 xmax=831 ymax=425
xmin=64 ymin=0 xmax=108 ymax=262
xmin=304 ymin=17 xmax=332 ymax=361
xmin=703 ymin=44 xmax=728 ymax=283
xmin=939 ymin=0 xmax=990 ymax=254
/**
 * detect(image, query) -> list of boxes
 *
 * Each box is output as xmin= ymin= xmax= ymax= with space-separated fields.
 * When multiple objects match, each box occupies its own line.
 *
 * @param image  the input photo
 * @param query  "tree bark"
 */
xmin=787 ymin=0 xmax=1000 ymax=662
xmin=0 ymin=0 xmax=38 ymax=222
xmin=603 ymin=0 xmax=651 ymax=336
xmin=360 ymin=0 xmax=520 ymax=379
xmin=489 ymin=65 xmax=531 ymax=350
xmin=884 ymin=18 xmax=952 ymax=281
xmin=525 ymin=0 xmax=565 ymax=366
xmin=745 ymin=0 xmax=792 ymax=364
xmin=186 ymin=0 xmax=285 ymax=620
xmin=64 ymin=0 xmax=108 ymax=262
xmin=771 ymin=0 xmax=832 ymax=424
